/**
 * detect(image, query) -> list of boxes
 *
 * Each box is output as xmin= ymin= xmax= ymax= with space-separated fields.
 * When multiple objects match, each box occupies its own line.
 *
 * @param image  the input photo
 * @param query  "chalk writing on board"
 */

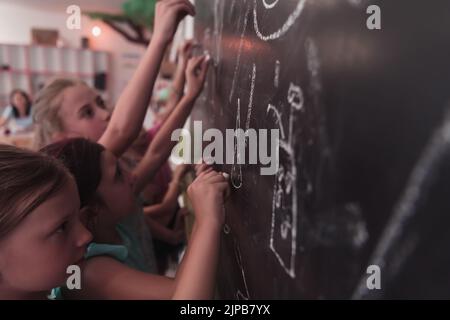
xmin=228 ymin=0 xmax=238 ymax=22
xmin=201 ymin=28 xmax=212 ymax=106
xmin=229 ymin=4 xmax=251 ymax=103
xmin=231 ymin=63 xmax=257 ymax=189
xmin=234 ymin=240 xmax=250 ymax=300
xmin=213 ymin=0 xmax=224 ymax=67
xmin=253 ymin=0 xmax=306 ymax=41
xmin=268 ymin=83 xmax=304 ymax=278
xmin=245 ymin=64 xmax=256 ymax=132
xmin=352 ymin=107 xmax=450 ymax=299
xmin=231 ymin=98 xmax=243 ymax=189
xmin=274 ymin=60 xmax=281 ymax=88
xmin=263 ymin=0 xmax=279 ymax=9
xmin=223 ymin=223 xmax=231 ymax=234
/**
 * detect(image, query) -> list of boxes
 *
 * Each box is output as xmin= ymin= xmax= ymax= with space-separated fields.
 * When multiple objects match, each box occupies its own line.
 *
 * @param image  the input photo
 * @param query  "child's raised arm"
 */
xmin=99 ymin=0 xmax=195 ymax=156
xmin=132 ymin=55 xmax=210 ymax=194
xmin=157 ymin=40 xmax=194 ymax=124
xmin=173 ymin=170 xmax=229 ymax=299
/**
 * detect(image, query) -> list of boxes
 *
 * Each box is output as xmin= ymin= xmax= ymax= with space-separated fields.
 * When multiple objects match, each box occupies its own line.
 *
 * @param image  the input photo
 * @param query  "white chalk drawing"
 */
xmin=352 ymin=108 xmax=450 ymax=299
xmin=231 ymin=63 xmax=257 ymax=189
xmin=213 ymin=0 xmax=225 ymax=67
xmin=288 ymin=82 xmax=304 ymax=111
xmin=231 ymin=98 xmax=243 ymax=189
xmin=234 ymin=241 xmax=250 ymax=300
xmin=245 ymin=64 xmax=257 ymax=132
xmin=267 ymin=83 xmax=304 ymax=278
xmin=253 ymin=0 xmax=306 ymax=41
xmin=274 ymin=60 xmax=281 ymax=88
xmin=223 ymin=223 xmax=231 ymax=234
xmin=262 ymin=0 xmax=280 ymax=9
xmin=201 ymin=28 xmax=212 ymax=105
xmin=268 ymin=104 xmax=285 ymax=140
xmin=229 ymin=4 xmax=251 ymax=103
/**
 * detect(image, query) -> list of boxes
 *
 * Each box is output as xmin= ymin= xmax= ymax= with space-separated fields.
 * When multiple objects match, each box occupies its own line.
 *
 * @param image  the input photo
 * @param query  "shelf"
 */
xmin=0 ymin=43 xmax=110 ymax=107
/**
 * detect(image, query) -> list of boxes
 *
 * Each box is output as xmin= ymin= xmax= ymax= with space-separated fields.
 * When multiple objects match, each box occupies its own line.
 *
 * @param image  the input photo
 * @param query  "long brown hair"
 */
xmin=0 ymin=144 xmax=72 ymax=239
xmin=40 ymin=138 xmax=105 ymax=234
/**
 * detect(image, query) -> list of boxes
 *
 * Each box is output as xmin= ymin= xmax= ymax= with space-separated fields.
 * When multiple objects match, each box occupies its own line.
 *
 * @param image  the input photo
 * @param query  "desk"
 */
xmin=0 ymin=132 xmax=35 ymax=150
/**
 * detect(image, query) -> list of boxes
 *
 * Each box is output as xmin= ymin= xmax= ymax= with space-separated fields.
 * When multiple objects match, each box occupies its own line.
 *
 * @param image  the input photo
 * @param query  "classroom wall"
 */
xmin=0 ymin=1 xmax=146 ymax=104
xmin=0 ymin=2 xmax=86 ymax=47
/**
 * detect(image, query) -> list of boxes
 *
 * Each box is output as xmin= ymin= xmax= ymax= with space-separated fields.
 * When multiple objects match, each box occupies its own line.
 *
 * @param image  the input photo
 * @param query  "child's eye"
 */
xmin=80 ymin=107 xmax=94 ymax=119
xmin=56 ymin=221 xmax=68 ymax=234
xmin=96 ymin=96 xmax=106 ymax=109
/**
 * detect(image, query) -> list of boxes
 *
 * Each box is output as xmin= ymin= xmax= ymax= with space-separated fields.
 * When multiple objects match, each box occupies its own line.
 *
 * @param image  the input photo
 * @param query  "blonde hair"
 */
xmin=0 ymin=144 xmax=71 ymax=239
xmin=32 ymin=78 xmax=85 ymax=149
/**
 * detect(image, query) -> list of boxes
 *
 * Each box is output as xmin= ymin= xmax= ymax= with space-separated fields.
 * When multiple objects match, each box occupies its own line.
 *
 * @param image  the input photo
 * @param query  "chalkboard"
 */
xmin=191 ymin=0 xmax=450 ymax=299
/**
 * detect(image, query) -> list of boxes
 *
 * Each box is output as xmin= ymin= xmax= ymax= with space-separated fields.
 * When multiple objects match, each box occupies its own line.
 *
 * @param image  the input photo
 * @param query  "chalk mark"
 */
xmin=268 ymin=83 xmax=304 ymax=278
xmin=229 ymin=4 xmax=251 ymax=103
xmin=234 ymin=240 xmax=250 ymax=300
xmin=262 ymin=0 xmax=280 ymax=9
xmin=245 ymin=64 xmax=256 ymax=132
xmin=254 ymin=0 xmax=306 ymax=41
xmin=352 ymin=107 xmax=450 ymax=299
xmin=231 ymin=98 xmax=243 ymax=189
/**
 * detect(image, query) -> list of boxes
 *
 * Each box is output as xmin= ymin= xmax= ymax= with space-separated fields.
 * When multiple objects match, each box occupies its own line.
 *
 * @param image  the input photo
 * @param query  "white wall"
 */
xmin=0 ymin=2 xmax=87 ymax=47
xmin=0 ymin=1 xmax=146 ymax=104
xmin=0 ymin=1 xmax=194 ymax=104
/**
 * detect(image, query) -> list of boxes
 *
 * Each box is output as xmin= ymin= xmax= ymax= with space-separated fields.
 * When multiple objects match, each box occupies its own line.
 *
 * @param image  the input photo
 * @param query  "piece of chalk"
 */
xmin=222 ymin=172 xmax=230 ymax=179
xmin=204 ymin=156 xmax=214 ymax=164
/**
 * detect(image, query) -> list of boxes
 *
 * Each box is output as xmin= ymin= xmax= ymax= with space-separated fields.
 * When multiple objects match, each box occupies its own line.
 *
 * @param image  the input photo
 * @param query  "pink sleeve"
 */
xmin=147 ymin=122 xmax=163 ymax=142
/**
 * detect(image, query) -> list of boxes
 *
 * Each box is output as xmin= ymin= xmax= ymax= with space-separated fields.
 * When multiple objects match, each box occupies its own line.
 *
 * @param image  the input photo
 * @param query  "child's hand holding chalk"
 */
xmin=188 ymin=168 xmax=230 ymax=227
xmin=185 ymin=55 xmax=210 ymax=99
xmin=153 ymin=0 xmax=196 ymax=45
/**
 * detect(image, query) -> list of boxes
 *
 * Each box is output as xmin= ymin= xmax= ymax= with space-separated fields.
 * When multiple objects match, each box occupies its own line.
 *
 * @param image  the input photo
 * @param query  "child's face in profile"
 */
xmin=97 ymin=150 xmax=138 ymax=223
xmin=0 ymin=179 xmax=92 ymax=294
xmin=58 ymin=84 xmax=110 ymax=142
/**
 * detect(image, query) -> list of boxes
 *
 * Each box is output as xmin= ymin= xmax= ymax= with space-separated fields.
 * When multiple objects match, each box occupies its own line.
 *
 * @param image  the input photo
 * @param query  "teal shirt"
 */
xmin=117 ymin=204 xmax=157 ymax=274
xmin=49 ymin=204 xmax=157 ymax=300
xmin=48 ymin=242 xmax=128 ymax=300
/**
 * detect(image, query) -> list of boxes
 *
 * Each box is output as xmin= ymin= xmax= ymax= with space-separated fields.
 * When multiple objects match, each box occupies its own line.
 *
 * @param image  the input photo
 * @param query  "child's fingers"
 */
xmin=178 ymin=207 xmax=190 ymax=217
xmin=182 ymin=40 xmax=194 ymax=53
xmin=215 ymin=181 xmax=231 ymax=199
xmin=196 ymin=167 xmax=214 ymax=180
xmin=200 ymin=56 xmax=210 ymax=79
xmin=168 ymin=0 xmax=196 ymax=16
xmin=198 ymin=169 xmax=217 ymax=179
xmin=200 ymin=169 xmax=222 ymax=181
xmin=205 ymin=174 xmax=227 ymax=184
xmin=196 ymin=161 xmax=212 ymax=171
xmin=197 ymin=166 xmax=213 ymax=176
xmin=206 ymin=172 xmax=230 ymax=185
xmin=188 ymin=55 xmax=205 ymax=72
xmin=172 ymin=3 xmax=194 ymax=20
xmin=204 ymin=171 xmax=229 ymax=185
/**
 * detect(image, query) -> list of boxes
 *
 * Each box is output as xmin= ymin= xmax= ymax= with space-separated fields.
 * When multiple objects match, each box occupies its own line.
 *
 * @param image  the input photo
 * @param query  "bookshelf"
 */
xmin=0 ymin=43 xmax=111 ymax=108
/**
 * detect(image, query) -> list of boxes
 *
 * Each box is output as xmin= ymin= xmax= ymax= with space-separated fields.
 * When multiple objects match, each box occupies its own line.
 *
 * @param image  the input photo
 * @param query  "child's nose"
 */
xmin=100 ymin=108 xmax=111 ymax=122
xmin=75 ymin=221 xmax=93 ymax=247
